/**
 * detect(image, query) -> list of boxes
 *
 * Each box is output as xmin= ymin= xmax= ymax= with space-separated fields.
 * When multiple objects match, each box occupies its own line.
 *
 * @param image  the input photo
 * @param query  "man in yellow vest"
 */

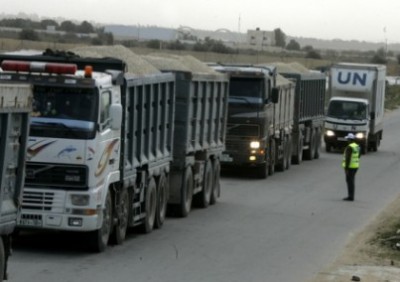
xmin=342 ymin=133 xmax=360 ymax=201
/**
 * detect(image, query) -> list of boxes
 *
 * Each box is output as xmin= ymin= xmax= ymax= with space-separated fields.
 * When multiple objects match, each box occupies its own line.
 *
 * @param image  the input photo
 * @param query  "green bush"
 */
xmin=385 ymin=85 xmax=400 ymax=110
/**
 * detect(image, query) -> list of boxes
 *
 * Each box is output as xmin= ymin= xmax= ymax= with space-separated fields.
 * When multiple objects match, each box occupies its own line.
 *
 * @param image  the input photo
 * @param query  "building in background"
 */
xmin=246 ymin=28 xmax=275 ymax=50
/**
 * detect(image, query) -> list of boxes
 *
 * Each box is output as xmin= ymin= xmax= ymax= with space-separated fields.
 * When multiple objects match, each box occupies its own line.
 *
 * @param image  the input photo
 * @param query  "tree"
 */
xmin=305 ymin=50 xmax=322 ymax=59
xmin=78 ymin=21 xmax=94 ymax=33
xmin=19 ymin=29 xmax=39 ymax=41
xmin=371 ymin=48 xmax=387 ymax=64
xmin=302 ymin=45 xmax=314 ymax=52
xmin=147 ymin=40 xmax=162 ymax=49
xmin=274 ymin=28 xmax=286 ymax=48
xmin=286 ymin=39 xmax=301 ymax=51
xmin=59 ymin=21 xmax=77 ymax=33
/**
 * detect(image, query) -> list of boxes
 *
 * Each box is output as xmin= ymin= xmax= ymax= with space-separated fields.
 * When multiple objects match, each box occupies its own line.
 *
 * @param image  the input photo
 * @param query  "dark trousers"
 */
xmin=345 ymin=168 xmax=358 ymax=199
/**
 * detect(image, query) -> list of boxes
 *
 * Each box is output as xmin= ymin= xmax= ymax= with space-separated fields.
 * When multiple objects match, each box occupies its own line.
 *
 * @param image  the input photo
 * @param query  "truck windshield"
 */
xmin=30 ymin=85 xmax=98 ymax=139
xmin=327 ymin=100 xmax=367 ymax=120
xmin=230 ymin=77 xmax=264 ymax=103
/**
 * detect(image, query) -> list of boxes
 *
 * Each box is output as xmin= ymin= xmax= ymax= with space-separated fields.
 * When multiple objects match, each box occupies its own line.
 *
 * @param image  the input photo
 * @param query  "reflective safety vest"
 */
xmin=342 ymin=142 xmax=360 ymax=169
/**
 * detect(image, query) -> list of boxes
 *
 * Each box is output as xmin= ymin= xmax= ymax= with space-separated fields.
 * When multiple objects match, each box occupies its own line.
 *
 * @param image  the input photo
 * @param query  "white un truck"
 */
xmin=0 ymin=83 xmax=31 ymax=280
xmin=324 ymin=63 xmax=386 ymax=154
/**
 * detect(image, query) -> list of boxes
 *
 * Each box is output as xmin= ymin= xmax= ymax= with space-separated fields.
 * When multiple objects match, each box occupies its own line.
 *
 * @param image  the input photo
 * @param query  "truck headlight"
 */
xmin=325 ymin=130 xmax=335 ymax=137
xmin=71 ymin=195 xmax=90 ymax=206
xmin=355 ymin=132 xmax=365 ymax=139
xmin=250 ymin=141 xmax=260 ymax=149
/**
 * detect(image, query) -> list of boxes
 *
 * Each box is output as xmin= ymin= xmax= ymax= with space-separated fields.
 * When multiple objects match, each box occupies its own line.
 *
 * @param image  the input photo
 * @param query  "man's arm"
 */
xmin=344 ymin=146 xmax=352 ymax=169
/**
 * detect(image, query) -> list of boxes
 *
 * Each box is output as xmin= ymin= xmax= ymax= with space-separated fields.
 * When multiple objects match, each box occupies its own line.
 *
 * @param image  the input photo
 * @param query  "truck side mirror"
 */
xmin=110 ymin=104 xmax=122 ymax=130
xmin=270 ymin=87 xmax=279 ymax=104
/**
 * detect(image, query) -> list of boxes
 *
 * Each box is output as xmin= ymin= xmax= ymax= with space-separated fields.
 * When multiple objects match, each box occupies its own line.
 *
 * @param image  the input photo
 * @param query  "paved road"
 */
xmin=9 ymin=109 xmax=400 ymax=282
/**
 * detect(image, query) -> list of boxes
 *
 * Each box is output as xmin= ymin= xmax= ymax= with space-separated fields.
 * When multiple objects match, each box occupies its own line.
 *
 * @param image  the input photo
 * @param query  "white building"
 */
xmin=246 ymin=28 xmax=275 ymax=50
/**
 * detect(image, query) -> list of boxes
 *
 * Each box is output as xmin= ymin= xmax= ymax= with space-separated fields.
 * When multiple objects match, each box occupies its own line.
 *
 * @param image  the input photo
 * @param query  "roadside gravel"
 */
xmin=309 ymin=192 xmax=400 ymax=282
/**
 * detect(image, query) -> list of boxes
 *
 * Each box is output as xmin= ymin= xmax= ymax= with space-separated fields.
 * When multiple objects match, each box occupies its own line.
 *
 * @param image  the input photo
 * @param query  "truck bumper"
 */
xmin=220 ymin=151 xmax=266 ymax=168
xmin=17 ymin=188 xmax=102 ymax=231
xmin=17 ymin=210 xmax=101 ymax=231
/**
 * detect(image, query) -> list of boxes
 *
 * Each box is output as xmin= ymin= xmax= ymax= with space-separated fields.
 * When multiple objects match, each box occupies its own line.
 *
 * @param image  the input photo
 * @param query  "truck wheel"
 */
xmin=292 ymin=136 xmax=303 ymax=164
xmin=268 ymin=139 xmax=275 ymax=175
xmin=142 ymin=177 xmax=157 ymax=233
xmin=155 ymin=173 xmax=168 ymax=229
xmin=210 ymin=159 xmax=221 ymax=205
xmin=179 ymin=167 xmax=193 ymax=217
xmin=198 ymin=160 xmax=213 ymax=208
xmin=286 ymin=137 xmax=292 ymax=170
xmin=325 ymin=143 xmax=332 ymax=153
xmin=372 ymin=135 xmax=380 ymax=152
xmin=89 ymin=190 xmax=112 ymax=252
xmin=275 ymin=139 xmax=286 ymax=172
xmin=257 ymin=163 xmax=268 ymax=179
xmin=304 ymin=129 xmax=315 ymax=160
xmin=110 ymin=188 xmax=129 ymax=245
xmin=314 ymin=129 xmax=321 ymax=159
xmin=0 ymin=238 xmax=5 ymax=282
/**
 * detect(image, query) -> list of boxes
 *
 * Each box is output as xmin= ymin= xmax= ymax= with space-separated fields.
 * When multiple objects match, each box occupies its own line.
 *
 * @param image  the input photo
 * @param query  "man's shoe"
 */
xmin=343 ymin=197 xmax=354 ymax=201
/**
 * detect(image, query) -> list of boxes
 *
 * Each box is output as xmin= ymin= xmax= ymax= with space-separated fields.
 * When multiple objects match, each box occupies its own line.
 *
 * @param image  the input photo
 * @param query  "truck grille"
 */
xmin=226 ymin=124 xmax=260 ymax=137
xmin=21 ymin=190 xmax=65 ymax=212
xmin=25 ymin=163 xmax=88 ymax=190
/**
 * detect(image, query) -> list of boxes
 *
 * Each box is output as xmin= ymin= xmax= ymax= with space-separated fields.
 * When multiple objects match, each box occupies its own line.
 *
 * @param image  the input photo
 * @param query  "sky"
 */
xmin=1 ymin=0 xmax=399 ymax=43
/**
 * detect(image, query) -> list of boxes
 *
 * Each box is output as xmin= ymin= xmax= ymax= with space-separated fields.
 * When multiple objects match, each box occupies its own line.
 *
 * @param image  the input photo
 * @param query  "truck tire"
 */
xmin=0 ymin=238 xmax=5 ymax=282
xmin=314 ymin=129 xmax=321 ymax=159
xmin=88 ymin=190 xmax=112 ymax=252
xmin=142 ymin=177 xmax=157 ymax=233
xmin=257 ymin=163 xmax=268 ymax=179
xmin=304 ymin=129 xmax=315 ymax=160
xmin=179 ymin=167 xmax=193 ymax=217
xmin=110 ymin=188 xmax=129 ymax=245
xmin=155 ymin=173 xmax=168 ymax=229
xmin=371 ymin=134 xmax=380 ymax=152
xmin=325 ymin=143 xmax=332 ymax=153
xmin=268 ymin=139 xmax=276 ymax=175
xmin=292 ymin=136 xmax=303 ymax=165
xmin=210 ymin=159 xmax=221 ymax=205
xmin=285 ymin=136 xmax=292 ymax=170
xmin=197 ymin=160 xmax=213 ymax=208
xmin=275 ymin=139 xmax=286 ymax=172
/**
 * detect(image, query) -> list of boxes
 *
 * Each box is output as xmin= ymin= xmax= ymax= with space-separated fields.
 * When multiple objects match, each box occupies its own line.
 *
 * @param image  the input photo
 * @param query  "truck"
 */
xmin=274 ymin=63 xmax=326 ymax=164
xmin=0 ymin=83 xmax=31 ymax=280
xmin=0 ymin=46 xmax=228 ymax=251
xmin=143 ymin=54 xmax=229 ymax=217
xmin=211 ymin=62 xmax=325 ymax=178
xmin=210 ymin=64 xmax=291 ymax=178
xmin=0 ymin=52 xmax=174 ymax=252
xmin=324 ymin=63 xmax=386 ymax=153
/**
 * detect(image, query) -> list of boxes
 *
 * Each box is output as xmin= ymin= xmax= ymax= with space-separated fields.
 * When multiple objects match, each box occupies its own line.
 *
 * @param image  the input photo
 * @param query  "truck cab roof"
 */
xmin=330 ymin=96 xmax=369 ymax=104
xmin=211 ymin=64 xmax=276 ymax=77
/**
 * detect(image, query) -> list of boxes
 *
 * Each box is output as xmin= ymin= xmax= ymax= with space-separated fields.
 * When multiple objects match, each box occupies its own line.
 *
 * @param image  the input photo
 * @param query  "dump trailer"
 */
xmin=211 ymin=64 xmax=297 ymax=179
xmin=0 ymin=83 xmax=31 ymax=280
xmin=144 ymin=55 xmax=229 ymax=217
xmin=273 ymin=74 xmax=296 ymax=171
xmin=274 ymin=63 xmax=326 ymax=163
xmin=0 ymin=49 xmax=175 ymax=252
xmin=324 ymin=63 xmax=386 ymax=153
